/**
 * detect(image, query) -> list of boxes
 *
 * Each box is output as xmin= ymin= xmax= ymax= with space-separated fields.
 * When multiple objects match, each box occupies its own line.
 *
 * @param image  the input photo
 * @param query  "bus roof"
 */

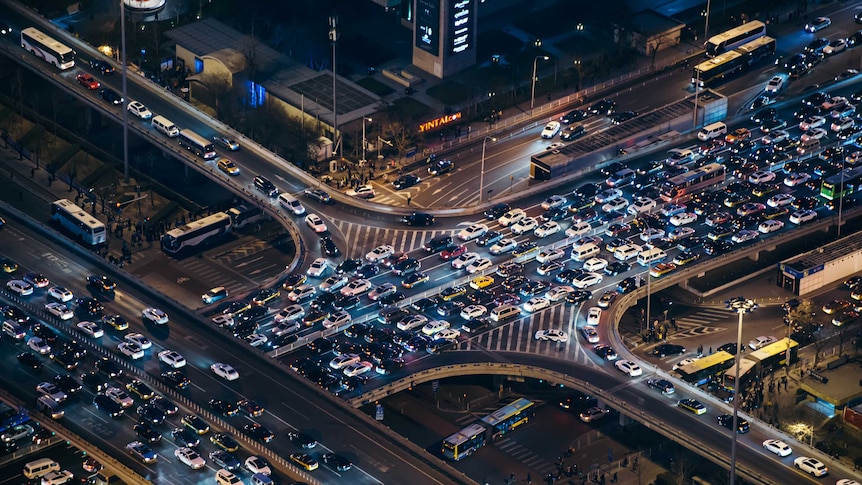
xmin=164 ymin=212 xmax=231 ymax=238
xmin=694 ymin=51 xmax=744 ymax=73
xmin=735 ymin=36 xmax=776 ymax=55
xmin=481 ymin=398 xmax=534 ymax=427
xmin=52 ymin=199 xmax=104 ymax=230
xmin=21 ymin=27 xmax=74 ymax=55
xmin=443 ymin=423 xmax=487 ymax=446
xmin=706 ymin=21 xmax=766 ymax=45
xmin=678 ymin=350 xmax=735 ymax=374
xmin=823 ymin=164 xmax=862 ymax=186
xmin=724 ymin=357 xmax=758 ymax=377
xmin=667 ymin=163 xmax=725 ymax=185
xmin=748 ymin=338 xmax=799 ymax=362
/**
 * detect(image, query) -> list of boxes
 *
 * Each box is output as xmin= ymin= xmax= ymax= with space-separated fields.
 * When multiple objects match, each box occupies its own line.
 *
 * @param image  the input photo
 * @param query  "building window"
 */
xmin=194 ymin=57 xmax=203 ymax=74
xmin=247 ymin=81 xmax=266 ymax=108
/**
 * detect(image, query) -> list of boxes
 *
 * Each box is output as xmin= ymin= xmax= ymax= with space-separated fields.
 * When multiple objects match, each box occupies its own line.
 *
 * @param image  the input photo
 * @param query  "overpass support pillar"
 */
xmin=618 ymin=413 xmax=633 ymax=427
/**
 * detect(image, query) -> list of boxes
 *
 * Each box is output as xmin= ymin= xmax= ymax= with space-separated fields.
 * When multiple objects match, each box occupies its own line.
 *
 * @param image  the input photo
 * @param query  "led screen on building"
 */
xmin=449 ymin=0 xmax=473 ymax=54
xmin=416 ymin=0 xmax=440 ymax=56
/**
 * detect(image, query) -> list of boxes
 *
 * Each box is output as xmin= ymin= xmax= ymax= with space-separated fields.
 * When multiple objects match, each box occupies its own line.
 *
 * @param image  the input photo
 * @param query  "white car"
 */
xmin=758 ymin=220 xmax=784 ymax=234
xmin=498 ymin=208 xmax=526 ymax=226
xmin=541 ymin=121 xmax=562 ymax=139
xmin=45 ymin=302 xmax=74 ymax=320
xmin=397 ymin=314 xmax=429 ymax=331
xmin=458 ymin=223 xmax=488 ymax=241
xmin=319 ymin=274 xmax=349 ymax=292
xmin=6 ymin=280 xmax=33 ymax=296
xmin=767 ymin=193 xmax=794 ymax=207
xmin=510 ymin=217 xmax=538 ymax=235
xmin=586 ymin=307 xmax=602 ymax=325
xmin=175 ymin=447 xmax=206 ymax=469
xmin=545 ymin=286 xmax=574 ymax=302
xmin=118 ymin=342 xmax=145 ymax=359
xmin=158 ymin=350 xmax=187 ymax=368
xmin=77 ymin=321 xmax=104 ymax=338
xmin=365 ymin=245 xmax=394 ymax=263
xmin=534 ymin=221 xmax=561 ymax=238
xmin=614 ymin=244 xmax=642 ymax=261
xmin=105 ymin=386 xmax=134 ymax=407
xmin=307 ymin=258 xmax=328 ymax=277
xmin=211 ymin=363 xmax=239 ymax=381
xmin=582 ymin=257 xmax=608 ymax=273
xmin=732 ymin=230 xmax=759 ymax=244
xmin=748 ymin=335 xmax=777 ymax=350
xmin=245 ymin=456 xmax=272 ymax=475
xmin=452 ymin=252 xmax=481 ymax=270
xmin=142 ymin=308 xmax=169 ymax=325
xmin=789 ymin=209 xmax=817 ymax=224
xmin=28 ymin=337 xmax=51 ymax=355
xmin=286 ymin=284 xmax=316 ymax=302
xmin=422 ymin=320 xmax=451 ymax=336
xmin=565 ymin=221 xmax=592 ymax=238
xmin=748 ymin=170 xmax=776 ymax=185
xmin=322 ymin=310 xmax=351 ymax=329
xmin=330 ymin=353 xmax=361 ymax=370
xmin=627 ymin=197 xmax=656 ymax=215
xmin=799 ymin=115 xmax=825 ymax=131
xmin=573 ymin=272 xmax=603 ymax=289
xmin=580 ymin=326 xmax=599 ymax=343
xmin=670 ymin=212 xmax=697 ymax=226
xmin=340 ymin=279 xmax=372 ymax=297
xmin=672 ymin=358 xmax=697 ymax=371
xmin=764 ymin=75 xmax=785 ymax=95
xmin=762 ymin=439 xmax=792 ymax=457
xmin=435 ymin=328 xmax=461 ymax=341
xmin=805 ymin=16 xmax=831 ymax=32
xmin=345 ymin=184 xmax=375 ymax=198
xmin=124 ymin=332 xmax=152 ymax=349
xmin=245 ymin=334 xmax=268 ymax=347
xmin=541 ymin=195 xmax=568 ymax=210
xmin=535 ymin=329 xmax=568 ymax=342
xmin=40 ymin=470 xmax=75 ymax=485
xmin=490 ymin=238 xmax=518 ymax=255
xmin=343 ymin=361 xmax=373 ymax=377
xmin=601 ymin=198 xmax=629 ymax=213
xmin=660 ymin=203 xmax=686 ymax=217
xmin=127 ymin=100 xmax=153 ymax=119
xmin=793 ymin=457 xmax=827 ymax=477
xmin=466 ymin=258 xmax=493 ymax=274
xmin=823 ymin=38 xmax=847 ymax=55
xmin=668 ymin=227 xmax=695 ymax=241
xmin=579 ymin=407 xmax=609 ymax=423
xmin=216 ymin=470 xmax=241 ymax=485
xmin=272 ymin=320 xmax=301 ymax=336
xmin=831 ymin=116 xmax=854 ymax=132
xmin=537 ymin=248 xmax=566 ymax=264
xmin=523 ymin=297 xmax=550 ymax=313
xmin=460 ymin=304 xmax=488 ymax=320
xmin=783 ymin=173 xmax=810 ymax=187
xmin=639 ymin=228 xmax=665 ymax=241
xmin=36 ymin=382 xmax=67 ymax=403
xmin=761 ymin=129 xmax=789 ymax=144
xmin=665 ymin=148 xmax=694 ymax=166
xmin=615 ymin=360 xmax=642 ymax=377
xmin=305 ymin=214 xmax=327 ymax=233
xmin=47 ymin=286 xmax=74 ymax=302
xmin=368 ymin=282 xmax=397 ymax=301
xmin=800 ymin=128 xmax=827 ymax=142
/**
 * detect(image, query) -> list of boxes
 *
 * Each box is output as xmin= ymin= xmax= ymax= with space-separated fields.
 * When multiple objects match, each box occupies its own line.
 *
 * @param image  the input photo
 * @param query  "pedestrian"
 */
xmin=612 ymin=472 xmax=617 ymax=483
xmin=527 ymin=472 xmax=532 ymax=484
xmin=407 ymin=196 xmax=412 ymax=206
xmin=30 ymin=167 xmax=35 ymax=178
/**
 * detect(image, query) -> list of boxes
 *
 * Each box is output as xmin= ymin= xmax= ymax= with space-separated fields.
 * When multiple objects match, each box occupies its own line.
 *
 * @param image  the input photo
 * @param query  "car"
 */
xmin=535 ymin=329 xmax=568 ymax=342
xmin=126 ymin=441 xmax=157 ymax=463
xmin=180 ymin=415 xmax=210 ymax=435
xmin=211 ymin=363 xmax=239 ymax=381
xmin=760 ymin=439 xmax=793 ymax=457
xmin=593 ymin=344 xmax=618 ymax=360
xmin=748 ymin=335 xmax=777 ymax=350
xmin=302 ymin=188 xmax=332 ymax=205
xmin=175 ymin=447 xmax=206 ymax=469
xmin=732 ymin=230 xmax=759 ymax=244
xmin=668 ymin=227 xmax=696 ymax=242
xmin=523 ymin=297 xmax=550 ymax=313
xmin=245 ymin=455 xmax=272 ymax=475
xmin=401 ymin=212 xmax=436 ymax=227
xmin=0 ymin=257 xmax=17 ymax=273
xmin=343 ymin=361 xmax=374 ymax=377
xmin=290 ymin=452 xmax=319 ymax=471
xmin=76 ymin=73 xmax=101 ymax=90
xmin=647 ymin=378 xmax=675 ymax=395
xmin=345 ymin=184 xmax=376 ymax=198
xmin=398 ymin=271 xmax=429 ymax=289
xmin=118 ymin=342 xmax=144 ymax=360
xmin=598 ymin=291 xmax=618 ymax=308
xmin=125 ymin=379 xmax=154 ymax=400
xmin=88 ymin=58 xmax=114 ymax=74
xmin=510 ymin=216 xmax=538 ymax=235
xmin=580 ymin=326 xmax=599 ymax=343
xmin=677 ymin=398 xmax=707 ymax=415
xmin=36 ymin=382 xmax=67 ymax=403
xmin=1 ymin=424 xmax=33 ymax=443
xmin=43 ymin=302 xmax=73 ymax=321
xmin=748 ymin=170 xmax=776 ymax=185
xmin=287 ymin=284 xmax=316 ymax=302
xmin=126 ymin=100 xmax=153 ymax=119
xmin=764 ymin=75 xmax=785 ymax=95
xmin=615 ymin=360 xmax=642 ymax=376
xmin=653 ymin=344 xmax=685 ymax=357
xmin=242 ymin=423 xmax=274 ymax=443
xmin=303 ymin=258 xmax=328 ymax=278
xmin=392 ymin=174 xmax=421 ymax=190
xmin=546 ymin=286 xmax=574 ymax=302
xmin=579 ymin=407 xmax=609 ymax=422
xmin=489 ymin=238 xmax=518 ymax=255
xmin=757 ymin=219 xmax=784 ymax=234
xmin=209 ymin=134 xmax=240 ymax=151
xmin=6 ymin=279 xmax=33 ymax=296
xmin=156 ymin=349 xmax=186 ymax=368
xmin=805 ymin=17 xmax=831 ymax=33
xmin=365 ymin=244 xmax=394 ymax=263
xmin=717 ymin=414 xmax=750 ymax=433
xmin=340 ymin=279 xmax=372 ymax=297
xmin=134 ymin=422 xmax=161 ymax=443
xmin=794 ymin=457 xmax=828 ymax=476
xmin=541 ymin=121 xmax=562 ymax=139
xmin=498 ymin=208 xmax=527 ymax=227
xmin=589 ymin=99 xmax=617 ymax=116
xmin=602 ymin=198 xmax=629 ymax=213
xmin=210 ymin=450 xmax=242 ymax=472
xmin=612 ymin=110 xmax=638 ymax=124
xmin=211 ymin=432 xmax=240 ymax=452
xmin=534 ymin=221 xmax=561 ymax=238
xmin=789 ymin=209 xmax=817 ymax=224
xmin=142 ymin=307 xmax=168 ymax=324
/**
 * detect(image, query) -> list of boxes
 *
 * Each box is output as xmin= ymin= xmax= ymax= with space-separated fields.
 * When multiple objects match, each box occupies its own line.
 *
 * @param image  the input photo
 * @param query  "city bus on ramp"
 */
xmin=705 ymin=20 xmax=767 ymax=57
xmin=178 ymin=129 xmax=217 ymax=160
xmin=161 ymin=212 xmax=232 ymax=255
xmin=724 ymin=338 xmax=799 ymax=390
xmin=673 ymin=350 xmax=735 ymax=386
xmin=442 ymin=398 xmax=535 ymax=461
xmin=693 ymin=36 xmax=776 ymax=86
xmin=20 ymin=27 xmax=76 ymax=70
xmin=50 ymin=199 xmax=107 ymax=246
xmin=659 ymin=163 xmax=726 ymax=204
xmin=820 ymin=165 xmax=862 ymax=200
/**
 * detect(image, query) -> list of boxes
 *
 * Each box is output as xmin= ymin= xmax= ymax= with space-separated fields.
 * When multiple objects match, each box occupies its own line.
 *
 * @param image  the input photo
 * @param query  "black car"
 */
xmin=334 ymin=258 xmax=362 ymax=275
xmin=134 ymin=423 xmax=162 ymax=443
xmin=484 ymin=203 xmax=510 ymax=220
xmin=320 ymin=236 xmax=340 ymax=257
xmin=560 ymin=124 xmax=587 ymax=141
xmin=574 ymin=182 xmax=601 ymax=198
xmin=80 ymin=371 xmax=107 ymax=393
xmin=392 ymin=174 xmax=421 ymax=190
xmin=401 ymin=212 xmax=435 ymax=226
xmin=287 ymin=431 xmax=317 ymax=448
xmin=748 ymin=96 xmax=771 ymax=111
xmin=161 ymin=370 xmax=190 ymax=390
xmin=310 ymin=292 xmax=336 ymax=310
xmin=560 ymin=109 xmax=588 ymax=124
xmin=77 ymin=297 xmax=104 ymax=316
xmin=375 ymin=358 xmax=405 ymax=375
xmin=750 ymin=107 xmax=776 ymax=124
xmin=411 ymin=297 xmax=438 ymax=312
xmin=653 ymin=344 xmax=685 ymax=357
xmin=612 ymin=110 xmax=638 ymax=124
xmin=589 ymin=99 xmax=616 ymax=116
xmin=49 ymin=350 xmax=79 ymax=370
xmin=717 ymin=342 xmax=738 ymax=355
xmin=236 ymin=306 xmax=267 ymax=323
xmin=89 ymin=59 xmax=115 ymax=75
xmin=1 ymin=305 xmax=29 ymax=324
xmin=354 ymin=263 xmax=380 ymax=279
xmin=378 ymin=292 xmax=406 ymax=308
xmin=605 ymin=261 xmax=631 ymax=276
xmin=476 ymin=230 xmax=503 ymax=246
xmin=600 ymin=161 xmax=625 ymax=177
xmin=805 ymin=37 xmax=829 ymax=54
xmin=616 ymin=277 xmax=638 ymax=294
xmin=98 ymin=88 xmax=123 ymax=105
xmin=171 ymin=427 xmax=200 ymax=448
xmin=304 ymin=188 xmax=332 ymax=204
xmin=717 ymin=414 xmax=750 ymax=433
xmin=93 ymin=394 xmax=123 ymax=418
xmin=427 ymin=159 xmax=454 ymax=176
xmin=253 ymin=175 xmax=279 ymax=197
xmin=53 ymin=374 xmax=82 ymax=394
xmin=95 ymin=357 xmax=123 ymax=378
xmin=87 ymin=275 xmax=116 ymax=292
xmin=333 ymin=294 xmax=360 ymax=311
xmin=647 ymin=378 xmax=675 ymax=395
xmin=17 ymin=352 xmax=42 ymax=370
xmin=31 ymin=324 xmax=58 ymax=343
xmin=243 ymin=423 xmax=275 ymax=442
xmin=392 ymin=258 xmax=420 ymax=276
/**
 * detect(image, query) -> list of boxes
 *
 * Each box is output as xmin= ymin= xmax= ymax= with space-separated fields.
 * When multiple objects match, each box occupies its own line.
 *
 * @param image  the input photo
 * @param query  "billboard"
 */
xmin=415 ymin=0 xmax=440 ymax=56
xmin=449 ymin=0 xmax=474 ymax=54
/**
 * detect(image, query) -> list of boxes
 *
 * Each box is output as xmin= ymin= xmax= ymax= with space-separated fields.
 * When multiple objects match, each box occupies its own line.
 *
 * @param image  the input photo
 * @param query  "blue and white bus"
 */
xmin=705 ymin=21 xmax=766 ymax=57
xmin=21 ymin=27 xmax=75 ymax=70
xmin=178 ymin=129 xmax=217 ymax=160
xmin=161 ymin=212 xmax=231 ymax=254
xmin=50 ymin=199 xmax=106 ymax=245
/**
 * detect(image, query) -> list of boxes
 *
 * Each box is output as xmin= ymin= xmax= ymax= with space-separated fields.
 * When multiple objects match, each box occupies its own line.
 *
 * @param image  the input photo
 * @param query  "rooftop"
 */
xmin=784 ymin=231 xmax=862 ymax=271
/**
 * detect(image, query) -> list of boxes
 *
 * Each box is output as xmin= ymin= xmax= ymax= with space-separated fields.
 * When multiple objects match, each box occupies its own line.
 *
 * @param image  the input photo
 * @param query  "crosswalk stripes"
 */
xmin=332 ymin=221 xmax=458 ymax=256
xmin=175 ymin=257 xmax=252 ymax=294
xmin=672 ymin=307 xmax=733 ymax=339
xmin=495 ymin=437 xmax=557 ymax=475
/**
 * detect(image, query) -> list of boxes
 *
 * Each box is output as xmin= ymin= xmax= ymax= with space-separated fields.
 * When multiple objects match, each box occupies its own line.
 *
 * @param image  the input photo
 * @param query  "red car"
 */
xmin=440 ymin=245 xmax=467 ymax=261
xmin=76 ymin=73 xmax=101 ymax=90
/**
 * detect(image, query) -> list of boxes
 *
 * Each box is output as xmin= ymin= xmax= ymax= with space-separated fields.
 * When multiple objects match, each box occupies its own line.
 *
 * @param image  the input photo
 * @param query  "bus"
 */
xmin=178 ymin=129 xmax=217 ymax=160
xmin=674 ymin=351 xmax=735 ymax=386
xmin=50 ymin=199 xmax=107 ymax=246
xmin=693 ymin=36 xmax=775 ymax=86
xmin=705 ymin=21 xmax=767 ymax=57
xmin=724 ymin=338 xmax=799 ymax=390
xmin=820 ymin=165 xmax=862 ymax=200
xmin=722 ymin=357 xmax=758 ymax=391
xmin=161 ymin=212 xmax=232 ymax=255
xmin=226 ymin=204 xmax=268 ymax=229
xmin=659 ymin=163 xmax=726 ymax=203
xmin=20 ymin=27 xmax=75 ymax=70
xmin=441 ymin=398 xmax=535 ymax=461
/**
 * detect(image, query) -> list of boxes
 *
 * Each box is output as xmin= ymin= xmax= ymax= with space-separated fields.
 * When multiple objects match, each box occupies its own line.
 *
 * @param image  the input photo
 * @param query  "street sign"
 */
xmin=432 ymin=380 xmax=439 ymax=393
xmin=375 ymin=404 xmax=384 ymax=421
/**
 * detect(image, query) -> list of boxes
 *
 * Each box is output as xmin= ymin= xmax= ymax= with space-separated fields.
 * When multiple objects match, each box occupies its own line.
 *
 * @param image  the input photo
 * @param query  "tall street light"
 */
xmin=725 ymin=296 xmax=758 ymax=485
xmin=361 ymin=117 xmax=372 ymax=164
xmin=531 ymin=55 xmax=550 ymax=110
xmin=478 ymin=136 xmax=497 ymax=204
xmin=573 ymin=58 xmax=582 ymax=92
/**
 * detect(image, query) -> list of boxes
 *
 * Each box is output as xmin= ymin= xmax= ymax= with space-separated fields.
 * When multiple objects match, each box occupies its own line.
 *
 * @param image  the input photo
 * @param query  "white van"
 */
xmin=36 ymin=395 xmax=65 ymax=419
xmin=797 ymin=139 xmax=820 ymax=156
xmin=23 ymin=458 xmax=60 ymax=479
xmin=490 ymin=305 xmax=522 ymax=322
xmin=637 ymin=247 xmax=667 ymax=266
xmin=152 ymin=115 xmax=180 ymax=137
xmin=605 ymin=168 xmax=636 ymax=188
xmin=614 ymin=244 xmax=642 ymax=261
xmin=278 ymin=193 xmax=306 ymax=216
xmin=571 ymin=243 xmax=600 ymax=262
xmin=3 ymin=320 xmax=25 ymax=340
xmin=697 ymin=121 xmax=728 ymax=141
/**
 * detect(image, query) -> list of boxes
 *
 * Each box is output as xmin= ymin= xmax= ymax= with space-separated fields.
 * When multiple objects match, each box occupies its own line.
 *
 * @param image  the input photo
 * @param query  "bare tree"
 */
xmin=789 ymin=300 xmax=825 ymax=365
xmin=384 ymin=120 xmax=417 ymax=161
xmin=669 ymin=449 xmax=695 ymax=485
xmin=648 ymin=35 xmax=668 ymax=69
xmin=196 ymin=71 xmax=233 ymax=120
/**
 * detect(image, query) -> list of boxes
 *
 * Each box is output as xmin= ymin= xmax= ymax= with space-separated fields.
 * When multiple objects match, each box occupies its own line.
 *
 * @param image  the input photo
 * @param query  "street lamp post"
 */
xmin=531 ymin=55 xmax=550 ymax=110
xmin=838 ymin=161 xmax=846 ymax=239
xmin=377 ymin=136 xmax=392 ymax=161
xmin=573 ymin=59 xmax=583 ymax=93
xmin=479 ymin=136 xmax=497 ymax=204
xmin=725 ymin=296 xmax=758 ymax=485
xmin=361 ymin=117 xmax=372 ymax=164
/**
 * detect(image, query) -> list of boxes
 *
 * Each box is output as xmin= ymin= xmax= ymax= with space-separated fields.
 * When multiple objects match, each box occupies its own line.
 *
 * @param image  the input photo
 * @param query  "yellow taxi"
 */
xmin=469 ymin=275 xmax=494 ymax=290
xmin=290 ymin=453 xmax=319 ymax=471
xmin=217 ymin=158 xmax=240 ymax=176
xmin=0 ymin=257 xmax=18 ymax=273
xmin=439 ymin=285 xmax=466 ymax=301
xmin=649 ymin=263 xmax=677 ymax=278
xmin=725 ymin=127 xmax=750 ymax=143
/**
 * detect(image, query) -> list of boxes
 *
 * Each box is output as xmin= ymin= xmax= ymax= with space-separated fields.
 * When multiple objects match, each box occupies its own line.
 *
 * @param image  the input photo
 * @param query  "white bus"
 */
xmin=21 ymin=27 xmax=75 ymax=70
xmin=178 ymin=129 xmax=216 ymax=160
xmin=50 ymin=199 xmax=106 ymax=245
xmin=161 ymin=212 xmax=231 ymax=254
xmin=704 ymin=21 xmax=766 ymax=57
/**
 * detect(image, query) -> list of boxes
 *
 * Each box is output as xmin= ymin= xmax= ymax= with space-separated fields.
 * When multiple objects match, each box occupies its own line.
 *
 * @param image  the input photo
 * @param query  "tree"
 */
xmin=788 ymin=300 xmax=825 ymax=364
xmin=383 ymin=120 xmax=417 ymax=161
xmin=648 ymin=35 xmax=668 ymax=70
xmin=196 ymin=71 xmax=234 ymax=121
xmin=668 ymin=448 xmax=695 ymax=485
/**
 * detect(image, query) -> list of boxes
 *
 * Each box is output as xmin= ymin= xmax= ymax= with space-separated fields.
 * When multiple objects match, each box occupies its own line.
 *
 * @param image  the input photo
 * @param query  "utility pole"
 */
xmin=120 ymin=0 xmax=129 ymax=182
xmin=329 ymin=16 xmax=340 ymax=160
